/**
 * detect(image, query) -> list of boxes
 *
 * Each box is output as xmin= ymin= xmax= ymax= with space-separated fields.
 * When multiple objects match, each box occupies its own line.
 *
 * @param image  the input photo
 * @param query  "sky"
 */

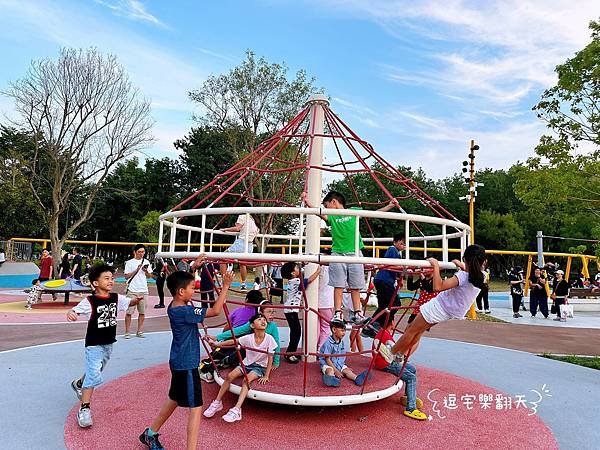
xmin=1 ymin=0 xmax=599 ymax=179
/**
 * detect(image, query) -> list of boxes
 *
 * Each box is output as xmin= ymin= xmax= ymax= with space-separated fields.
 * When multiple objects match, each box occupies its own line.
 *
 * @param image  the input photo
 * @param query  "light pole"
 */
xmin=94 ymin=230 xmax=99 ymax=259
xmin=459 ymin=140 xmax=482 ymax=319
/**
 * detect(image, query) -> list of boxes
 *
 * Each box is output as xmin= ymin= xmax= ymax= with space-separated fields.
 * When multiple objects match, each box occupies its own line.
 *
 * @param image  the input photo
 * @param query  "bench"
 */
xmin=568 ymin=288 xmax=600 ymax=299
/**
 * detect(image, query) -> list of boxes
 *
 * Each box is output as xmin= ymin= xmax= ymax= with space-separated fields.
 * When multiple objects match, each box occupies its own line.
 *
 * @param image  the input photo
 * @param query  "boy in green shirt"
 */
xmin=303 ymin=190 xmax=396 ymax=324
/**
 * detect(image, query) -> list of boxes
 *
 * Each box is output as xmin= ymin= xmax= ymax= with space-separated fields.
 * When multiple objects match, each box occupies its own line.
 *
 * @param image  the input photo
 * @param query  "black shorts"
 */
xmin=168 ymin=368 xmax=203 ymax=408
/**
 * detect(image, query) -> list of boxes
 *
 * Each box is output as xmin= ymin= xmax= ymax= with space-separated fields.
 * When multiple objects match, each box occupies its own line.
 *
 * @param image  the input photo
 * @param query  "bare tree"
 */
xmin=3 ymin=48 xmax=153 ymax=269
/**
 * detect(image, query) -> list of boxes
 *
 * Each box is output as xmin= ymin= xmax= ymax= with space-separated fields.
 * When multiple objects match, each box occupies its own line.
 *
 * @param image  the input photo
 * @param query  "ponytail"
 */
xmin=463 ymin=244 xmax=487 ymax=289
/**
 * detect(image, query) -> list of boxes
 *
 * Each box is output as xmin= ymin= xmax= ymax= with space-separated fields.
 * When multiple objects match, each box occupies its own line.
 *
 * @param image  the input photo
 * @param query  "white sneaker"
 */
xmin=77 ymin=407 xmax=92 ymax=428
xmin=123 ymin=333 xmax=131 ymax=339
xmin=222 ymin=406 xmax=242 ymax=423
xmin=203 ymin=399 xmax=223 ymax=418
xmin=199 ymin=372 xmax=214 ymax=383
xmin=333 ymin=310 xmax=343 ymax=322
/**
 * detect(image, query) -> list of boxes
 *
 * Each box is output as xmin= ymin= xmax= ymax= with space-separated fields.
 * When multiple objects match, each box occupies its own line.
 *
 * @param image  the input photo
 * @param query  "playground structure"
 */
xmin=151 ymin=94 xmax=472 ymax=405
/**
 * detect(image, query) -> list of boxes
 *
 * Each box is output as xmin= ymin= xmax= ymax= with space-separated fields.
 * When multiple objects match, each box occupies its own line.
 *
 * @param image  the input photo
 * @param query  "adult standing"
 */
xmin=59 ymin=252 xmax=71 ymax=279
xmin=528 ymin=267 xmax=549 ymax=319
xmin=366 ymin=234 xmax=405 ymax=335
xmin=0 ymin=248 xmax=6 ymax=268
xmin=552 ymin=270 xmax=569 ymax=321
xmin=70 ymin=247 xmax=83 ymax=281
xmin=124 ymin=244 xmax=153 ymax=338
xmin=508 ymin=267 xmax=525 ymax=318
xmin=38 ymin=249 xmax=57 ymax=301
xmin=220 ymin=207 xmax=260 ymax=291
xmin=476 ymin=265 xmax=491 ymax=314
xmin=153 ymin=256 xmax=168 ymax=309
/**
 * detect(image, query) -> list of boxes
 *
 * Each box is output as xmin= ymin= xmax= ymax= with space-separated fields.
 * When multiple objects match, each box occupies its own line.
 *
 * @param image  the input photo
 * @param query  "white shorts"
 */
xmin=321 ymin=364 xmax=348 ymax=375
xmin=419 ymin=297 xmax=452 ymax=325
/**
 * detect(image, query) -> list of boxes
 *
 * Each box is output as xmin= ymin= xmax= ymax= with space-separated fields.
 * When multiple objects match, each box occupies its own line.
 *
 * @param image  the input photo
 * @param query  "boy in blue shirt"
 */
xmin=140 ymin=265 xmax=234 ymax=450
xmin=319 ymin=319 xmax=370 ymax=387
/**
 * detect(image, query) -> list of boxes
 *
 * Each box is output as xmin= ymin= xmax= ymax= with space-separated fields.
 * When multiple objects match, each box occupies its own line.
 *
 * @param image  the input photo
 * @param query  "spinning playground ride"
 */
xmin=157 ymin=95 xmax=470 ymax=406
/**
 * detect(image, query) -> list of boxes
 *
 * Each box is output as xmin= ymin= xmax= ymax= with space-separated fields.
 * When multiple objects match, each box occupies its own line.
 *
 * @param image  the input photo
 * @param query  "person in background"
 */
xmin=552 ymin=270 xmax=569 ymax=321
xmin=528 ymin=267 xmax=549 ymax=319
xmin=475 ymin=263 xmax=490 ymax=314
xmin=59 ymin=252 xmax=71 ymax=279
xmin=508 ymin=266 xmax=525 ymax=318
xmin=71 ymin=247 xmax=83 ymax=280
xmin=0 ymin=248 xmax=6 ymax=267
xmin=153 ymin=256 xmax=169 ymax=309
xmin=123 ymin=244 xmax=153 ymax=338
xmin=38 ymin=249 xmax=57 ymax=301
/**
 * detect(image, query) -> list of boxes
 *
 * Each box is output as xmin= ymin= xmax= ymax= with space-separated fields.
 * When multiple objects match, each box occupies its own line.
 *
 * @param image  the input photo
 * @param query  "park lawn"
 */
xmin=540 ymin=354 xmax=600 ymax=371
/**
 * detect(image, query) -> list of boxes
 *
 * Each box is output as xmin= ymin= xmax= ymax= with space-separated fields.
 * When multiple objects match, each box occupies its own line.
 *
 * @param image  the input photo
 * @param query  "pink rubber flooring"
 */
xmin=64 ymin=363 xmax=557 ymax=449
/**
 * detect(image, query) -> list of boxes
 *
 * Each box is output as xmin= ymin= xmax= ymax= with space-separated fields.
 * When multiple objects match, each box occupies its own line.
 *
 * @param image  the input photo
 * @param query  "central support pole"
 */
xmin=304 ymin=94 xmax=328 ymax=362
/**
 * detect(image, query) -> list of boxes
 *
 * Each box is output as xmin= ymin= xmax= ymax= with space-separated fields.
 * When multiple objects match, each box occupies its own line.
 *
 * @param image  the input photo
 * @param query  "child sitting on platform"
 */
xmin=25 ymin=278 xmax=44 ymax=309
xmin=372 ymin=322 xmax=427 ymax=420
xmin=281 ymin=261 xmax=320 ymax=363
xmin=319 ymin=319 xmax=371 ymax=387
xmin=204 ymin=313 xmax=277 ymax=423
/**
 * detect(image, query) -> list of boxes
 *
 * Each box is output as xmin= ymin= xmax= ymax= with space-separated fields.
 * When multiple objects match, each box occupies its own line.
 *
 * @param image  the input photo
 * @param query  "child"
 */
xmin=372 ymin=322 xmax=427 ymax=420
xmin=302 ymin=191 xmax=395 ymax=324
xmin=203 ymin=313 xmax=277 ymax=423
xmin=391 ymin=245 xmax=486 ymax=361
xmin=25 ymin=278 xmax=44 ymax=309
xmin=319 ymin=319 xmax=370 ymax=387
xmin=202 ymin=300 xmax=280 ymax=382
xmin=253 ymin=276 xmax=261 ymax=291
xmin=67 ymin=264 xmax=143 ymax=428
xmin=139 ymin=267 xmax=234 ymax=450
xmin=371 ymin=235 xmax=405 ymax=330
xmin=225 ymin=289 xmax=264 ymax=330
xmin=280 ymin=261 xmax=320 ymax=363
xmin=318 ymin=263 xmax=335 ymax=350
xmin=406 ymin=270 xmax=435 ymax=324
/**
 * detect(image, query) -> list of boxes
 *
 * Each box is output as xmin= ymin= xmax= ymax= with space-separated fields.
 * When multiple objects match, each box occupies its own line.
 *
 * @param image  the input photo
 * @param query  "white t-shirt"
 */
xmin=284 ymin=277 xmax=304 ymax=313
xmin=71 ymin=295 xmax=131 ymax=314
xmin=236 ymin=214 xmax=259 ymax=242
xmin=239 ymin=333 xmax=277 ymax=367
xmin=318 ymin=266 xmax=334 ymax=309
xmin=0 ymin=252 xmax=5 ymax=263
xmin=436 ymin=270 xmax=481 ymax=318
xmin=124 ymin=258 xmax=153 ymax=293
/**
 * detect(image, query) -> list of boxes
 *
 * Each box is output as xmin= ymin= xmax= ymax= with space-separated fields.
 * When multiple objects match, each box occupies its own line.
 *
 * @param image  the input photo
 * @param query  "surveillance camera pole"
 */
xmin=466 ymin=139 xmax=478 ymax=320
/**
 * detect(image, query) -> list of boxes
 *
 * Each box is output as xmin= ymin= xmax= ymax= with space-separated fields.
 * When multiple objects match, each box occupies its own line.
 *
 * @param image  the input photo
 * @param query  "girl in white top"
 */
xmin=391 ymin=245 xmax=486 ymax=361
xmin=220 ymin=211 xmax=260 ymax=290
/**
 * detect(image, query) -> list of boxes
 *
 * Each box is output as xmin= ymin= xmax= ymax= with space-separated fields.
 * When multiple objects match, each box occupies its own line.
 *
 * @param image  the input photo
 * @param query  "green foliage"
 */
xmin=476 ymin=210 xmax=525 ymax=250
xmin=136 ymin=211 xmax=162 ymax=242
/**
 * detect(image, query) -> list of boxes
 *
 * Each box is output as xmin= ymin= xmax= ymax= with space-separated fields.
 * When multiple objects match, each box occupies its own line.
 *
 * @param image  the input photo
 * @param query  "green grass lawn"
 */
xmin=540 ymin=354 xmax=600 ymax=370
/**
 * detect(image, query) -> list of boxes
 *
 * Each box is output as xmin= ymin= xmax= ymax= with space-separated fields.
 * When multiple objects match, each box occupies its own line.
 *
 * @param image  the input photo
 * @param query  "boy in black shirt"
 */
xmin=140 ymin=265 xmax=234 ymax=450
xmin=67 ymin=264 xmax=142 ymax=428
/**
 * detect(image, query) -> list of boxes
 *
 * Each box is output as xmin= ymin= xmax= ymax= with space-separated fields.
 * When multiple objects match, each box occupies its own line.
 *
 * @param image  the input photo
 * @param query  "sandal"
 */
xmin=403 ymin=408 xmax=428 ymax=421
xmin=400 ymin=395 xmax=423 ymax=409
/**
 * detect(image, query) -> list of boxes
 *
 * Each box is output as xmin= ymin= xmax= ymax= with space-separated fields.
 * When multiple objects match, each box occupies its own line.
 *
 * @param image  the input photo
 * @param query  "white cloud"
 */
xmin=94 ymin=0 xmax=166 ymax=27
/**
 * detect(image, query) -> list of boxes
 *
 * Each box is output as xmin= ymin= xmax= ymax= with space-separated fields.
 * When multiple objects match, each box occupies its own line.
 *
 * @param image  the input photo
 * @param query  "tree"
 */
xmin=476 ymin=210 xmax=525 ymax=251
xmin=0 ymin=126 xmax=45 ymax=238
xmin=3 ymin=48 xmax=153 ymax=268
xmin=137 ymin=211 xmax=162 ymax=242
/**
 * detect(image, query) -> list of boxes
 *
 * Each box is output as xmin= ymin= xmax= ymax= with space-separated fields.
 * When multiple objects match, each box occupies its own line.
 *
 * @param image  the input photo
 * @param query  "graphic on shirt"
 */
xmin=96 ymin=303 xmax=117 ymax=328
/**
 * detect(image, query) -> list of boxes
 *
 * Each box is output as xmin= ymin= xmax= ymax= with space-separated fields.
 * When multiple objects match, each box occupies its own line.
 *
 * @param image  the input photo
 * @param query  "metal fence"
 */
xmin=0 ymin=240 xmax=33 ymax=261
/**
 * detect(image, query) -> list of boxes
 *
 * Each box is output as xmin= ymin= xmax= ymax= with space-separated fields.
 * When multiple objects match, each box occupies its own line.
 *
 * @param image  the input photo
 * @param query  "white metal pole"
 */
xmin=304 ymin=94 xmax=328 ymax=362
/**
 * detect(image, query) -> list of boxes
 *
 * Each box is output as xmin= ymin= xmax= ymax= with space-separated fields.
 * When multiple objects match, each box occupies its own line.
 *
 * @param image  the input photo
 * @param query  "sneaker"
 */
xmin=517 ymin=313 xmax=523 ymax=318
xmin=332 ymin=310 xmax=343 ymax=322
xmin=394 ymin=352 xmax=405 ymax=364
xmin=553 ymin=317 xmax=562 ymax=321
xmin=139 ymin=428 xmax=164 ymax=450
xmin=153 ymin=304 xmax=165 ymax=309
xmin=203 ymin=399 xmax=223 ymax=418
xmin=199 ymin=372 xmax=215 ymax=383
xmin=71 ymin=379 xmax=83 ymax=400
xmin=136 ymin=332 xmax=145 ymax=338
xmin=521 ymin=306 xmax=528 ymax=311
xmin=240 ymin=283 xmax=247 ymax=291
xmin=354 ymin=370 xmax=373 ymax=386
xmin=513 ymin=313 xmax=519 ymax=318
xmin=124 ymin=333 xmax=131 ymax=339
xmin=485 ymin=310 xmax=491 ymax=314
xmin=361 ymin=321 xmax=381 ymax=338
xmin=400 ymin=395 xmax=424 ymax=409
xmin=350 ymin=310 xmax=370 ymax=326
xmin=222 ymin=406 xmax=242 ymax=423
xmin=77 ymin=406 xmax=92 ymax=428
xmin=322 ymin=374 xmax=340 ymax=387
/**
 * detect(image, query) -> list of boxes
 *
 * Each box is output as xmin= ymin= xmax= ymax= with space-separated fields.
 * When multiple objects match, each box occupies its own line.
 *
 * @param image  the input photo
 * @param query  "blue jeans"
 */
xmin=82 ymin=344 xmax=113 ymax=389
xmin=383 ymin=362 xmax=418 ymax=411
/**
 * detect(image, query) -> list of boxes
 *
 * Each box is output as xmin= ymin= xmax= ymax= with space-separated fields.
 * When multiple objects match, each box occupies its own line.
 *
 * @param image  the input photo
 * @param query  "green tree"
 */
xmin=476 ymin=210 xmax=525 ymax=250
xmin=136 ymin=211 xmax=162 ymax=242
xmin=2 ymin=48 xmax=153 ymax=269
xmin=0 ymin=126 xmax=45 ymax=238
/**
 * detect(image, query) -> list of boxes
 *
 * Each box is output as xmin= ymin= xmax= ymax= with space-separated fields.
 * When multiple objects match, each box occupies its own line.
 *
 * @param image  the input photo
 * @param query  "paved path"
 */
xmin=1 ymin=331 xmax=598 ymax=450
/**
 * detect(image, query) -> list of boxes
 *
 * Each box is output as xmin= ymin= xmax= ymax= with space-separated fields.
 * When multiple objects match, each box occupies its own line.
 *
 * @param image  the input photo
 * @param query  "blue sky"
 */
xmin=1 ymin=0 xmax=599 ymax=179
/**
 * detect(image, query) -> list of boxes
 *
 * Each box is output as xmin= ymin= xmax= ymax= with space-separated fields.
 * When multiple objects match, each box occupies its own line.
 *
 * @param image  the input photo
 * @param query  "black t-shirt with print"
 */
xmin=85 ymin=293 xmax=119 ymax=347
